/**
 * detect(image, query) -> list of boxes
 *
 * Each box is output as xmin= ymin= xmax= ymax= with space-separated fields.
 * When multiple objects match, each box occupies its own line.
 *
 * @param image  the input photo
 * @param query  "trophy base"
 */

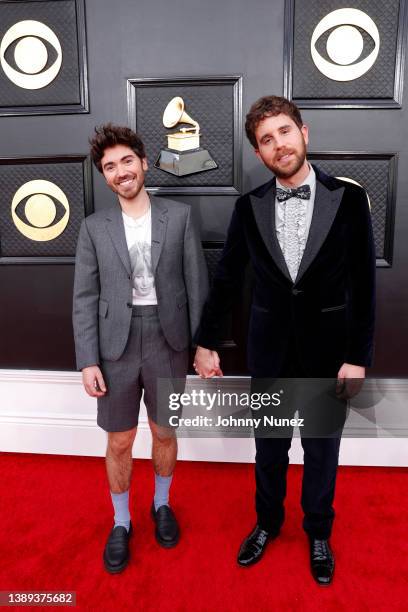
xmin=155 ymin=148 xmax=217 ymax=176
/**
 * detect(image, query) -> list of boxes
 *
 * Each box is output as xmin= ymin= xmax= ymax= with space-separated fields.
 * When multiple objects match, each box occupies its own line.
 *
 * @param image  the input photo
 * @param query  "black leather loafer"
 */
xmin=237 ymin=525 xmax=278 ymax=567
xmin=151 ymin=503 xmax=180 ymax=548
xmin=309 ymin=538 xmax=335 ymax=585
xmin=103 ymin=522 xmax=133 ymax=574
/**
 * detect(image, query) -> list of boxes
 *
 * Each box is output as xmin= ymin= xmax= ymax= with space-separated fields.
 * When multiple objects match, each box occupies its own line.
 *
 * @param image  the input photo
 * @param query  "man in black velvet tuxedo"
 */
xmin=193 ymin=96 xmax=375 ymax=585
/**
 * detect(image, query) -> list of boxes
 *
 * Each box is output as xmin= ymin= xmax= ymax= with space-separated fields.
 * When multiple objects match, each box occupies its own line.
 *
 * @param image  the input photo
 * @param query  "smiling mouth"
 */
xmin=118 ymin=178 xmax=135 ymax=186
xmin=277 ymin=153 xmax=293 ymax=162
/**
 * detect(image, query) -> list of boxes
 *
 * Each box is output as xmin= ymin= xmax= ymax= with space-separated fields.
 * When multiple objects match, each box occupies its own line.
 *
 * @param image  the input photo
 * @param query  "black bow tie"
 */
xmin=276 ymin=185 xmax=311 ymax=202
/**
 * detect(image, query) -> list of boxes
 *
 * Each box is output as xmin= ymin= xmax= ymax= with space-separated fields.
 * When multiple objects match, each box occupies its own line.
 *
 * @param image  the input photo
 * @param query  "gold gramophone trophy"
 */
xmin=155 ymin=96 xmax=217 ymax=176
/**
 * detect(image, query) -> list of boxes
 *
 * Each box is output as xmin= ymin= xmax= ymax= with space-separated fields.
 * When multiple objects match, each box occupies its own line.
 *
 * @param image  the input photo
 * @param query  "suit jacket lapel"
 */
xmin=105 ymin=204 xmax=132 ymax=276
xmin=105 ymin=196 xmax=168 ymax=277
xmin=250 ymin=180 xmax=292 ymax=282
xmin=150 ymin=195 xmax=168 ymax=274
xmin=250 ymin=167 xmax=345 ymax=284
xmin=296 ymin=179 xmax=344 ymax=282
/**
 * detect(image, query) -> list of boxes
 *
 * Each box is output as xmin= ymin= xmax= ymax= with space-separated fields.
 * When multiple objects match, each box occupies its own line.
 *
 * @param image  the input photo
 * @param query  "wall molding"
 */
xmin=0 ymin=370 xmax=407 ymax=466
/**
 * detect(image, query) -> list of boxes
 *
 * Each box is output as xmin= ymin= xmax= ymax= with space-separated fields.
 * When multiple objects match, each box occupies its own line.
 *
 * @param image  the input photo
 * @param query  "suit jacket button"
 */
xmin=127 ymin=302 xmax=132 ymax=308
xmin=292 ymin=289 xmax=302 ymax=296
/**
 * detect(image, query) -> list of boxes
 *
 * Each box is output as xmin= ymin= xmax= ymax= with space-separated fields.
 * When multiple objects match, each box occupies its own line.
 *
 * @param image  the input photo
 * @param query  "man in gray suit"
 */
xmin=73 ymin=124 xmax=208 ymax=573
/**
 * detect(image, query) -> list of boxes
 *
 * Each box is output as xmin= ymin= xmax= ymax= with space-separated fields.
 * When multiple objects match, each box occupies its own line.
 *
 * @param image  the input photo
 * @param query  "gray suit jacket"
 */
xmin=72 ymin=195 xmax=209 ymax=370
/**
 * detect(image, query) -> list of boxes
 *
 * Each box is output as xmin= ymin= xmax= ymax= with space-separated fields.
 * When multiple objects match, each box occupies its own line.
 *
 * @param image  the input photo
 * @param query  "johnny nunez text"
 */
xmin=168 ymin=415 xmax=304 ymax=428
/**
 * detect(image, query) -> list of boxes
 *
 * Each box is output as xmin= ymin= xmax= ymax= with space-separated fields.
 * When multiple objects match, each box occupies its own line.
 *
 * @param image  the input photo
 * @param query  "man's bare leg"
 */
xmin=149 ymin=418 xmax=177 ymax=477
xmin=105 ymin=427 xmax=137 ymax=531
xmin=106 ymin=427 xmax=137 ymax=492
xmin=103 ymin=427 xmax=137 ymax=573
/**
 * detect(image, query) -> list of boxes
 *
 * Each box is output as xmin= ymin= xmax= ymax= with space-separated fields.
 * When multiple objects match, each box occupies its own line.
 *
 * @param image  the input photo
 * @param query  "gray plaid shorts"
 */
xmin=97 ymin=305 xmax=188 ymax=432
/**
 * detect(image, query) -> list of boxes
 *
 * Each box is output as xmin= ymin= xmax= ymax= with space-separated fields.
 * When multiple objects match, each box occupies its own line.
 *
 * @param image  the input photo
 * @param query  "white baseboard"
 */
xmin=0 ymin=370 xmax=407 ymax=467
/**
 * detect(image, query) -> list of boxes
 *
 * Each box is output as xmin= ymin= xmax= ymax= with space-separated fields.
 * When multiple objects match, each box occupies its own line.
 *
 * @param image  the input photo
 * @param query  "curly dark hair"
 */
xmin=89 ymin=123 xmax=146 ymax=172
xmin=245 ymin=96 xmax=304 ymax=148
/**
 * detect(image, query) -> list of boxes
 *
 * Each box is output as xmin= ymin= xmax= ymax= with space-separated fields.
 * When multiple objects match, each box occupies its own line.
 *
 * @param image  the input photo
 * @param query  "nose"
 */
xmin=275 ymin=135 xmax=285 ymax=150
xmin=117 ymin=164 xmax=130 ymax=178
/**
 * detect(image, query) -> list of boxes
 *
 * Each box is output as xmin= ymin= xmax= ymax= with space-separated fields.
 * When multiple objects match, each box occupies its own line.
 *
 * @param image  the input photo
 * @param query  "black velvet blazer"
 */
xmin=194 ymin=165 xmax=376 ymax=377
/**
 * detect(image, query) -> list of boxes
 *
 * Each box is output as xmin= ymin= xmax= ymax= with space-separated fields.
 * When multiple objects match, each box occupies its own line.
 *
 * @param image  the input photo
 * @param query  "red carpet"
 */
xmin=0 ymin=453 xmax=407 ymax=611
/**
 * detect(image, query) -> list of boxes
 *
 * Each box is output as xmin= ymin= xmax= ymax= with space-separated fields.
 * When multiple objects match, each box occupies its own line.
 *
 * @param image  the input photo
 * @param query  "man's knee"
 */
xmin=107 ymin=428 xmax=137 ymax=456
xmin=149 ymin=419 xmax=176 ymax=444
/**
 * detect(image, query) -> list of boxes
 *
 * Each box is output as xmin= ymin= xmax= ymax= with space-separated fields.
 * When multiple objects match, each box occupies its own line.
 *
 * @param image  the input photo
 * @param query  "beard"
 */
xmin=266 ymin=140 xmax=307 ymax=180
xmin=112 ymin=174 xmax=144 ymax=200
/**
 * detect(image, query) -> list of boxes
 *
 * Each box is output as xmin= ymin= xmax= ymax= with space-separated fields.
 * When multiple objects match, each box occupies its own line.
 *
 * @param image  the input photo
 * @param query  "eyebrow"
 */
xmin=103 ymin=154 xmax=134 ymax=169
xmin=259 ymin=124 xmax=292 ymax=143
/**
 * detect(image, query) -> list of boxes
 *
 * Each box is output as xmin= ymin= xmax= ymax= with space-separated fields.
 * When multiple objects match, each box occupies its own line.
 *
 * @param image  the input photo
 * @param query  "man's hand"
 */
xmin=82 ymin=365 xmax=107 ymax=397
xmin=194 ymin=346 xmax=223 ymax=378
xmin=336 ymin=363 xmax=365 ymax=399
xmin=337 ymin=363 xmax=365 ymax=380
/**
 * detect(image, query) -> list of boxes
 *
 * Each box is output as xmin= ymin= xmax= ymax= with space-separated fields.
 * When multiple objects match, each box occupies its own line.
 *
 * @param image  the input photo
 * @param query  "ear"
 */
xmin=142 ymin=157 xmax=148 ymax=171
xmin=301 ymin=124 xmax=309 ymax=146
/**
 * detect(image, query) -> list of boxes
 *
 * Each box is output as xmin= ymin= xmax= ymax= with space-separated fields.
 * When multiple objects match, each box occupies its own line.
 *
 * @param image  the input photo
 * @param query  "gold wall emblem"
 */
xmin=11 ymin=180 xmax=70 ymax=241
xmin=311 ymin=9 xmax=380 ymax=82
xmin=0 ymin=20 xmax=62 ymax=89
xmin=155 ymin=96 xmax=217 ymax=176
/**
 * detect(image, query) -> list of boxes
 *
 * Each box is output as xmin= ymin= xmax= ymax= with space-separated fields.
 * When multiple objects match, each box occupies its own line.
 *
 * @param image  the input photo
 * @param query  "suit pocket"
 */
xmin=165 ymin=241 xmax=184 ymax=254
xmin=176 ymin=288 xmax=187 ymax=309
xmin=99 ymin=299 xmax=108 ymax=318
xmin=321 ymin=303 xmax=346 ymax=313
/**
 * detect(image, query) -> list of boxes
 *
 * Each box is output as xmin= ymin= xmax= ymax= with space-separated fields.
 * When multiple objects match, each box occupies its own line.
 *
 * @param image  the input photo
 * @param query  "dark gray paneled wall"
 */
xmin=0 ymin=0 xmax=406 ymax=374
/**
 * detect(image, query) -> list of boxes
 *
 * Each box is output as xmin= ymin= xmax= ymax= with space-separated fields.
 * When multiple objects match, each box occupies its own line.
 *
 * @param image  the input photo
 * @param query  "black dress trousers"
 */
xmin=253 ymin=344 xmax=345 ymax=540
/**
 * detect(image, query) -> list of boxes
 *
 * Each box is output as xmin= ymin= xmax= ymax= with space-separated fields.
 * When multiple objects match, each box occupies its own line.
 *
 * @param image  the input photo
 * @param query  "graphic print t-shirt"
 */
xmin=122 ymin=208 xmax=158 ymax=305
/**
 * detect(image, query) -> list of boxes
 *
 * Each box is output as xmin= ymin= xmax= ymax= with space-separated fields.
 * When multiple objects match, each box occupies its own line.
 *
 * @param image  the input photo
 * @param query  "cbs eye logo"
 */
xmin=11 ymin=180 xmax=70 ymax=242
xmin=311 ymin=8 xmax=380 ymax=81
xmin=0 ymin=20 xmax=62 ymax=89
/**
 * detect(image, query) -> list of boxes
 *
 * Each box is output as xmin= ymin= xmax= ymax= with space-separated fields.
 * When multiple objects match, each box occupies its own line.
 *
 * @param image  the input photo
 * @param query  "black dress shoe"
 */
xmin=151 ymin=503 xmax=179 ymax=548
xmin=103 ymin=522 xmax=132 ymax=574
xmin=309 ymin=538 xmax=335 ymax=585
xmin=237 ymin=525 xmax=278 ymax=567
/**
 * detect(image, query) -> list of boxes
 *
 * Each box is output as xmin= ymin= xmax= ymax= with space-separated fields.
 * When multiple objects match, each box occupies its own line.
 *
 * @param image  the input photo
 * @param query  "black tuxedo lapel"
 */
xmin=150 ymin=195 xmax=168 ymax=274
xmin=249 ymin=166 xmax=345 ymax=284
xmin=105 ymin=204 xmax=132 ymax=276
xmin=250 ymin=180 xmax=292 ymax=282
xmin=296 ymin=175 xmax=344 ymax=283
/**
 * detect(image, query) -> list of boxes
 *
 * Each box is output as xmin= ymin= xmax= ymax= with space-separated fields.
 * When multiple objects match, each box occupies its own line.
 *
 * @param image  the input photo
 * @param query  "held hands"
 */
xmin=82 ymin=365 xmax=107 ymax=397
xmin=337 ymin=363 xmax=365 ymax=380
xmin=336 ymin=362 xmax=365 ymax=399
xmin=194 ymin=346 xmax=223 ymax=378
